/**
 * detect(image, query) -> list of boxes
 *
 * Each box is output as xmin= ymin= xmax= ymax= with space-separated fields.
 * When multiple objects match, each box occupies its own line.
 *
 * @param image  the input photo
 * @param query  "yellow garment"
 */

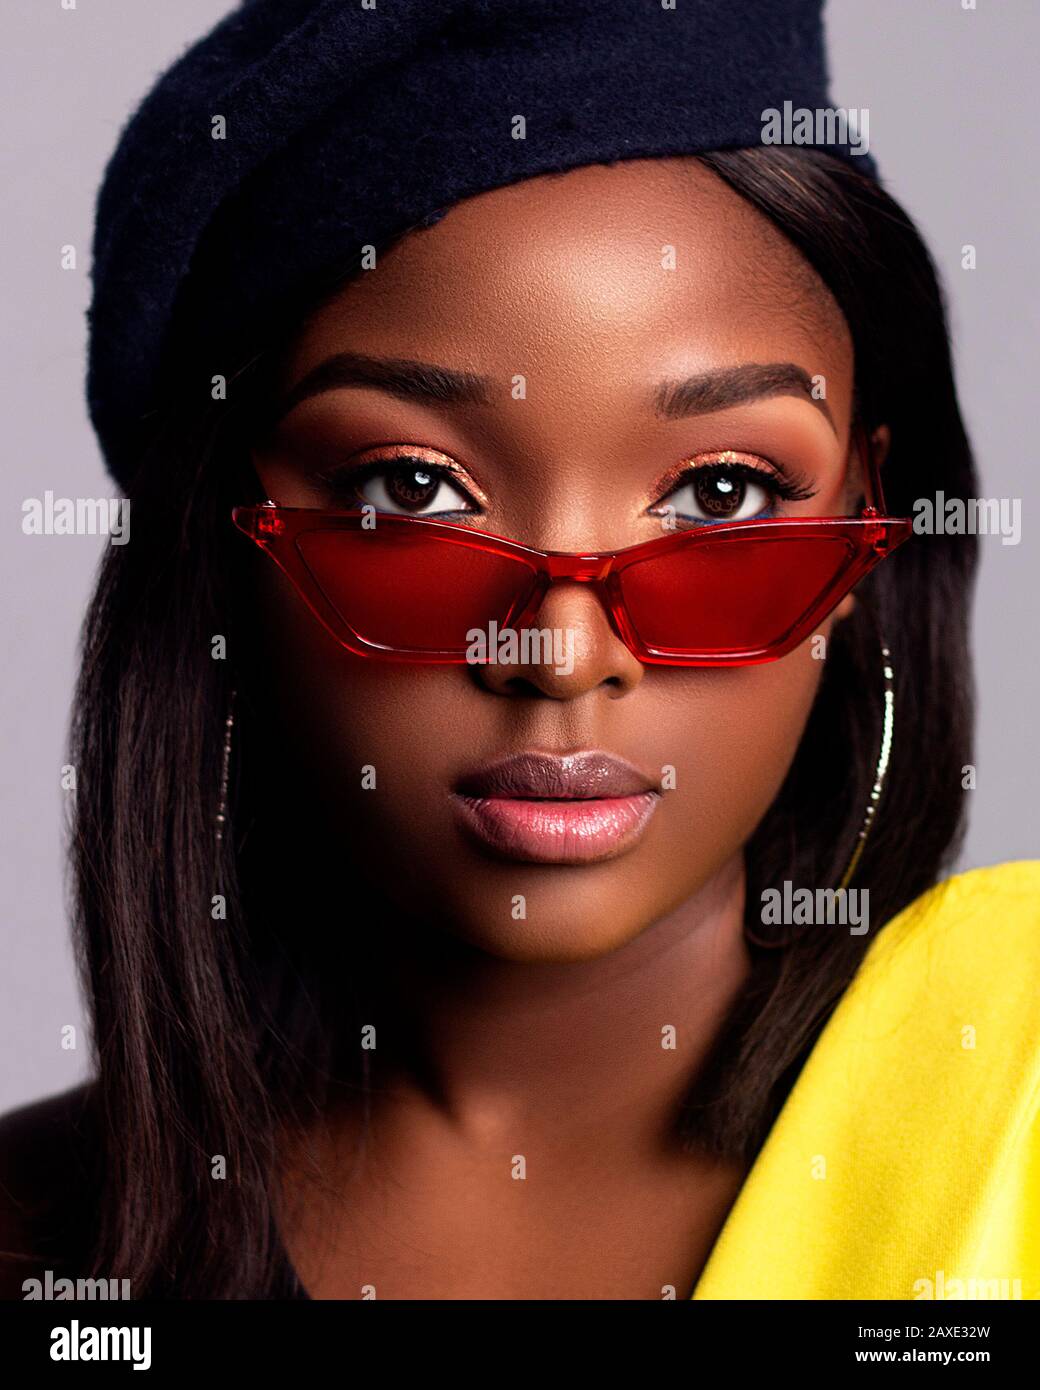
xmin=692 ymin=861 xmax=1040 ymax=1300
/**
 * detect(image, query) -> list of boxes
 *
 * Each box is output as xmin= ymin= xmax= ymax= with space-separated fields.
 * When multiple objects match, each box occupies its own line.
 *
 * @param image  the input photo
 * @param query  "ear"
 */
xmin=870 ymin=423 xmax=892 ymax=473
xmin=849 ymin=422 xmax=891 ymax=506
xmin=835 ymin=422 xmax=892 ymax=623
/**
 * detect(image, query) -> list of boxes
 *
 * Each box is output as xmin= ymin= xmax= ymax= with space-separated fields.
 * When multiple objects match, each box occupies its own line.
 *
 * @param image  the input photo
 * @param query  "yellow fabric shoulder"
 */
xmin=692 ymin=861 xmax=1040 ymax=1300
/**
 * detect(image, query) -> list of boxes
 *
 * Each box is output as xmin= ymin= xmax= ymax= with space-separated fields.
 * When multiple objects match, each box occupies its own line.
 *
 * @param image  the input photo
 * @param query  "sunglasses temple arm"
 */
xmin=855 ymin=420 xmax=888 ymax=514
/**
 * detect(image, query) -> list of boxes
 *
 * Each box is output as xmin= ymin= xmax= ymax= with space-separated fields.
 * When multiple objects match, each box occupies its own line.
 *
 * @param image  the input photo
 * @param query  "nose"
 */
xmin=473 ymin=579 xmax=645 ymax=699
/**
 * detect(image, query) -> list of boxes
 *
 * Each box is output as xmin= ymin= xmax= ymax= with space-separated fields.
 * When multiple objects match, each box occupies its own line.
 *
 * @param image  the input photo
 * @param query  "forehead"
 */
xmin=280 ymin=156 xmax=853 ymax=432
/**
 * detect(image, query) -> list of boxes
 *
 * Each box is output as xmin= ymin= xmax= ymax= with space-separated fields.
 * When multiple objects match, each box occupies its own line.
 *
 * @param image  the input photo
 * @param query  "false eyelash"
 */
xmin=314 ymin=451 xmax=819 ymax=515
xmin=314 ymin=456 xmax=484 ymax=511
xmin=656 ymin=458 xmax=819 ymax=507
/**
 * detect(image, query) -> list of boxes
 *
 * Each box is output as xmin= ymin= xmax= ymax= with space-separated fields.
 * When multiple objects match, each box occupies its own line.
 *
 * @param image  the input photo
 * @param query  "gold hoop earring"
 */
xmin=215 ymin=688 xmax=236 ymax=852
xmin=744 ymin=638 xmax=895 ymax=951
xmin=835 ymin=641 xmax=894 ymax=891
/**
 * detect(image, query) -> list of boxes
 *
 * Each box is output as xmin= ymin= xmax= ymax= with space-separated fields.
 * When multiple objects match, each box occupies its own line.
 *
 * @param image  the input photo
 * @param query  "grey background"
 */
xmin=2 ymin=0 xmax=1037 ymax=1114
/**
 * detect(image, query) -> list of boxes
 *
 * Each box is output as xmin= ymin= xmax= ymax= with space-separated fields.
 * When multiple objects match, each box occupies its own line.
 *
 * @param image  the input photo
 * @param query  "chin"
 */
xmin=433 ymin=874 xmax=668 ymax=965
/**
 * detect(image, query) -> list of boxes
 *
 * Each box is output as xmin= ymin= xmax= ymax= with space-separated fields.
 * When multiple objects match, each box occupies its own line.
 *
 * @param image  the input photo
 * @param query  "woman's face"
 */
xmin=249 ymin=157 xmax=859 ymax=964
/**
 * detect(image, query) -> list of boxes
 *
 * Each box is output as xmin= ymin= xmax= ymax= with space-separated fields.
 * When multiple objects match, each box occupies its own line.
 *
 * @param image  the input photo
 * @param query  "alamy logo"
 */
xmin=466 ymin=621 xmax=575 ymax=676
xmin=760 ymin=881 xmax=870 ymax=935
xmin=49 ymin=1320 xmax=151 ymax=1371
xmin=913 ymin=1270 xmax=1022 ymax=1300
xmin=912 ymin=493 xmax=1021 ymax=545
xmin=760 ymin=101 xmax=869 ymax=156
xmin=24 ymin=1270 xmax=129 ymax=1300
xmin=22 ymin=491 xmax=130 ymax=545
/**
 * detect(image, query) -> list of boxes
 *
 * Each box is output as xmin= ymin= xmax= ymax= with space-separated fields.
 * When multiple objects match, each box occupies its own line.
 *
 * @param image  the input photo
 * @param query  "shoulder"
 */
xmin=861 ymin=859 xmax=1040 ymax=988
xmin=830 ymin=859 xmax=1040 ymax=1111
xmin=696 ymin=863 xmax=1040 ymax=1298
xmin=0 ymin=1082 xmax=100 ymax=1300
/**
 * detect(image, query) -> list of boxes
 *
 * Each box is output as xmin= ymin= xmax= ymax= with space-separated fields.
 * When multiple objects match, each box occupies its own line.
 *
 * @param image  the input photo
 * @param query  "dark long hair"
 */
xmin=69 ymin=147 xmax=977 ymax=1296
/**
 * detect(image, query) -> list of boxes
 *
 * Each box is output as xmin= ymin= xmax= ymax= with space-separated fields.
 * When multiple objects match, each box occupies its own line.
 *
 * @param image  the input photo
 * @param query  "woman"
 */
xmin=2 ymin=0 xmax=1037 ymax=1301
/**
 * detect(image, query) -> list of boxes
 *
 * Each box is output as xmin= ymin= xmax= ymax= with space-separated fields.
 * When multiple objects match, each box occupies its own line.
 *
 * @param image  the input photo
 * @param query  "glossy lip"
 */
xmin=451 ymin=751 xmax=662 ymax=865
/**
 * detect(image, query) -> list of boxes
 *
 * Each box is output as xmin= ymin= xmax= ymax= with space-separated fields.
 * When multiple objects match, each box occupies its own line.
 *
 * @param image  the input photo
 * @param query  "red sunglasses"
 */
xmin=232 ymin=432 xmax=912 ymax=667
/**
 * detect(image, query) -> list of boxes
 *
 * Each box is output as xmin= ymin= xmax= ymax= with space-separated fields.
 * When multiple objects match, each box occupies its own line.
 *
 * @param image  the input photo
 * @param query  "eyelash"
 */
xmin=314 ymin=449 xmax=819 ymax=520
xmin=652 ymin=455 xmax=818 ymax=526
xmin=315 ymin=453 xmax=480 ymax=514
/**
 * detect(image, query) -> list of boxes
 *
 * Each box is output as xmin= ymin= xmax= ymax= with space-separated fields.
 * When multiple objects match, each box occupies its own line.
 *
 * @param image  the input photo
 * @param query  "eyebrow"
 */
xmin=653 ymin=362 xmax=835 ymax=432
xmin=274 ymin=352 xmax=834 ymax=432
xmin=274 ymin=351 xmax=493 ymax=421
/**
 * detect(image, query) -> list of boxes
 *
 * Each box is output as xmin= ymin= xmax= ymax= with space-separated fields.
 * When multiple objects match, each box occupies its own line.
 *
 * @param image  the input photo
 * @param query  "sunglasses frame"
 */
xmin=232 ymin=427 xmax=913 ymax=667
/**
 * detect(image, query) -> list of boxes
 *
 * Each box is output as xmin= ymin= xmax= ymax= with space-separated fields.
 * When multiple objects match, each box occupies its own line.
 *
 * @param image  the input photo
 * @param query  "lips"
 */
xmin=451 ymin=751 xmax=661 ymax=864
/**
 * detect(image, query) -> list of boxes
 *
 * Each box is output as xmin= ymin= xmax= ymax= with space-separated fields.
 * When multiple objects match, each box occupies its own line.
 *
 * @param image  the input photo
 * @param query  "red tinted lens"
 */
xmin=295 ymin=525 xmax=539 ymax=652
xmin=618 ymin=533 xmax=859 ymax=656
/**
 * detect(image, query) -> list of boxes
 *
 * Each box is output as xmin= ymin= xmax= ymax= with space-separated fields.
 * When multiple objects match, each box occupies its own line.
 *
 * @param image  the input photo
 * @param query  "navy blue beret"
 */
xmin=87 ymin=0 xmax=877 ymax=488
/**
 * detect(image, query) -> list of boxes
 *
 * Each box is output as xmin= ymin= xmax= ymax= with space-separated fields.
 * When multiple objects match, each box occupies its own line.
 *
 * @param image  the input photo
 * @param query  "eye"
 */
xmin=651 ymin=452 xmax=817 ymax=525
xmin=318 ymin=450 xmax=481 ymax=516
xmin=666 ymin=465 xmax=772 ymax=522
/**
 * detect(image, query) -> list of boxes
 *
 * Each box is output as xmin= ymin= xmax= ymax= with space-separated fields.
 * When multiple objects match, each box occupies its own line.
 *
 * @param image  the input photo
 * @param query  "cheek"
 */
xmin=652 ymin=632 xmax=829 ymax=870
xmin=254 ymin=566 xmax=485 ymax=826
